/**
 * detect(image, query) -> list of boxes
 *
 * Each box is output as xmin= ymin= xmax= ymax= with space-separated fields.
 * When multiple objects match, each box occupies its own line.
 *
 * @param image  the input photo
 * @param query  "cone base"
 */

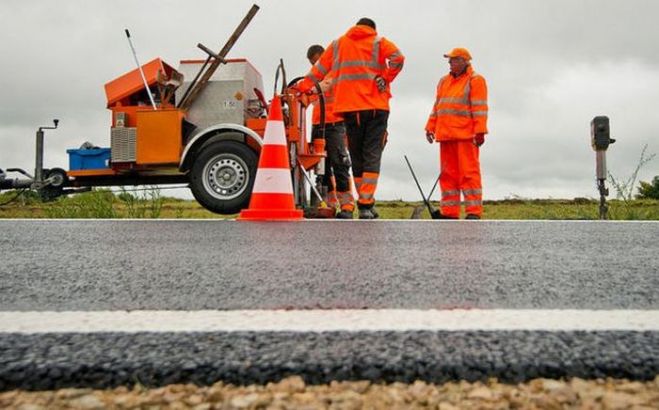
xmin=238 ymin=208 xmax=304 ymax=221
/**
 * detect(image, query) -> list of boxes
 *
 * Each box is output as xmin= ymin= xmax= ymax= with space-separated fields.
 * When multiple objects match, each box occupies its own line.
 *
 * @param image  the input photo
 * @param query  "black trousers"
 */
xmin=342 ymin=110 xmax=389 ymax=177
xmin=311 ymin=122 xmax=351 ymax=192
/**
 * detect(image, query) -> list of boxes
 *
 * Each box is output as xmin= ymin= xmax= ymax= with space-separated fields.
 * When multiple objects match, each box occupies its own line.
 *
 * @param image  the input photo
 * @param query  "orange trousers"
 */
xmin=439 ymin=140 xmax=483 ymax=218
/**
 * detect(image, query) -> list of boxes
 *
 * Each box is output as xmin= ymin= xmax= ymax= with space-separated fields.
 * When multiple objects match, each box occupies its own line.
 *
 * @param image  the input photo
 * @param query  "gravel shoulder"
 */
xmin=2 ymin=376 xmax=658 ymax=409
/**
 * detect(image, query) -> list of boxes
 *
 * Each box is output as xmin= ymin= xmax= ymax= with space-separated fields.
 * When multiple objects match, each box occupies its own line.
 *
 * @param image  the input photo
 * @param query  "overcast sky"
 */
xmin=1 ymin=0 xmax=657 ymax=201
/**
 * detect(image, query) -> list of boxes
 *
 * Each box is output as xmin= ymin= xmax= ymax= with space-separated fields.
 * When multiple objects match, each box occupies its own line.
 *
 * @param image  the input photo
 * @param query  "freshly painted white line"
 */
xmin=1 ymin=310 xmax=657 ymax=333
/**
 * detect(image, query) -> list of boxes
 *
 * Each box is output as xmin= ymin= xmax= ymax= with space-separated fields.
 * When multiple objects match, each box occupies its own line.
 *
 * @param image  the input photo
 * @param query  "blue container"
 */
xmin=67 ymin=148 xmax=111 ymax=171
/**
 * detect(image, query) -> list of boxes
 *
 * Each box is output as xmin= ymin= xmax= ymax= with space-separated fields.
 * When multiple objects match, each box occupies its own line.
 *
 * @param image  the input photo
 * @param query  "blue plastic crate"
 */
xmin=67 ymin=148 xmax=111 ymax=171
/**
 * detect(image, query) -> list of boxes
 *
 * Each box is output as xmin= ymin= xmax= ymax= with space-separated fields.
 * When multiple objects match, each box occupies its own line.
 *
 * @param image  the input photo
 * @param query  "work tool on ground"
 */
xmin=298 ymin=163 xmax=336 ymax=219
xmin=426 ymin=173 xmax=440 ymax=202
xmin=404 ymin=155 xmax=441 ymax=219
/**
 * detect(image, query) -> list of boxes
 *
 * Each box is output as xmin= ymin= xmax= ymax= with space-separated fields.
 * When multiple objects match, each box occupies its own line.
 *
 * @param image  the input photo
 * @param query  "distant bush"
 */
xmin=637 ymin=176 xmax=659 ymax=200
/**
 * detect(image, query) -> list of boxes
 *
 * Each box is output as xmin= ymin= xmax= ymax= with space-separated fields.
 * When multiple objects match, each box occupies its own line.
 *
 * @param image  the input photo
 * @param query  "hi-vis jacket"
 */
xmin=425 ymin=66 xmax=488 ymax=141
xmin=311 ymin=75 xmax=342 ymax=125
xmin=301 ymin=25 xmax=404 ymax=114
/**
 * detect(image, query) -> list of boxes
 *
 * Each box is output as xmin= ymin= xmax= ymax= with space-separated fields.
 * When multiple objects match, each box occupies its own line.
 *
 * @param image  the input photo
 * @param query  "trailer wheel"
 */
xmin=189 ymin=141 xmax=258 ymax=214
xmin=45 ymin=168 xmax=68 ymax=189
xmin=39 ymin=168 xmax=68 ymax=202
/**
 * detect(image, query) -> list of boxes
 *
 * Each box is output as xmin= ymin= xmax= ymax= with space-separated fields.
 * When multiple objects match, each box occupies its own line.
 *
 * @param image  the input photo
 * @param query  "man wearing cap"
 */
xmin=425 ymin=47 xmax=489 ymax=220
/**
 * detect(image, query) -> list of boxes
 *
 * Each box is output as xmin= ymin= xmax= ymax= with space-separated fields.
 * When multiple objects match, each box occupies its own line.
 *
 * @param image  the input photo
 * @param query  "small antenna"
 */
xmin=125 ymin=29 xmax=157 ymax=110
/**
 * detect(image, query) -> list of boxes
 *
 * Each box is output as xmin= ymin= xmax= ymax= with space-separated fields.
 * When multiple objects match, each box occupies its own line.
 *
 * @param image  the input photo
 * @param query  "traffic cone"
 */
xmin=238 ymin=96 xmax=303 ymax=221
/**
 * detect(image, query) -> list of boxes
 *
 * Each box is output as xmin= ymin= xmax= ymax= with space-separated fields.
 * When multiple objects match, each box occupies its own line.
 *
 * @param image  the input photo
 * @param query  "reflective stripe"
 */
xmin=472 ymin=111 xmax=488 ymax=117
xmin=331 ymin=40 xmax=340 ymax=71
xmin=462 ymin=189 xmax=482 ymax=196
xmin=389 ymin=62 xmax=404 ymax=69
xmin=263 ymin=121 xmax=287 ymax=146
xmin=336 ymin=73 xmax=375 ymax=82
xmin=442 ymin=190 xmax=460 ymax=197
xmin=337 ymin=60 xmax=383 ymax=69
xmin=471 ymin=100 xmax=487 ymax=106
xmin=360 ymin=193 xmax=374 ymax=200
xmin=372 ymin=37 xmax=381 ymax=67
xmin=441 ymin=200 xmax=461 ymax=207
xmin=332 ymin=36 xmax=387 ymax=74
xmin=338 ymin=192 xmax=354 ymax=203
xmin=252 ymin=169 xmax=294 ymax=194
xmin=438 ymin=96 xmax=469 ymax=104
xmin=314 ymin=62 xmax=328 ymax=77
xmin=362 ymin=177 xmax=378 ymax=185
xmin=434 ymin=109 xmax=471 ymax=117
xmin=464 ymin=200 xmax=483 ymax=206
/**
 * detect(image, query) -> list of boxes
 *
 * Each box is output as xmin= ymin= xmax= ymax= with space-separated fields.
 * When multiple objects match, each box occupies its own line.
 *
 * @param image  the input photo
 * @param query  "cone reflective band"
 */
xmin=238 ymin=97 xmax=303 ymax=221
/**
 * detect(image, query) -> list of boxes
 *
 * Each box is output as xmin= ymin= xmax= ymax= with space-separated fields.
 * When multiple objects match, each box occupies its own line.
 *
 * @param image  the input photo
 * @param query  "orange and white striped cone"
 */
xmin=238 ymin=96 xmax=303 ymax=221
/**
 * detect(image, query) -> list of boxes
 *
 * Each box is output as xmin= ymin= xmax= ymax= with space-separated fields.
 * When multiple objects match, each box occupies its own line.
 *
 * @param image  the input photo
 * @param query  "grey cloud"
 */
xmin=1 ymin=0 xmax=657 ymax=202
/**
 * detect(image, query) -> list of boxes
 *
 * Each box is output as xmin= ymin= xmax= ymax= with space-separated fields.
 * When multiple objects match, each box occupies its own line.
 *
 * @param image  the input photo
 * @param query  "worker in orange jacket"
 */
xmin=425 ymin=47 xmax=488 ymax=220
xmin=298 ymin=18 xmax=404 ymax=219
xmin=306 ymin=44 xmax=354 ymax=218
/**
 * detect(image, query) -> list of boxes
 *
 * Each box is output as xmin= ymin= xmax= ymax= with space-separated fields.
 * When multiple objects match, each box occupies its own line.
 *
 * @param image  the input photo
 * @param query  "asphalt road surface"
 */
xmin=1 ymin=220 xmax=658 ymax=390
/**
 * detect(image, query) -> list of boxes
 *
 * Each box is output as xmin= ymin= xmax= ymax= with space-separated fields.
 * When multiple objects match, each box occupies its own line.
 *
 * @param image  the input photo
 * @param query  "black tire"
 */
xmin=39 ymin=168 xmax=68 ymax=202
xmin=189 ymin=141 xmax=258 ymax=214
xmin=45 ymin=168 xmax=68 ymax=188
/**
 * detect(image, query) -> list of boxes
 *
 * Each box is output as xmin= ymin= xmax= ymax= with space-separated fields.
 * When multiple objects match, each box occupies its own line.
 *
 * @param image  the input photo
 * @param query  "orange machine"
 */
xmin=12 ymin=5 xmax=334 ymax=216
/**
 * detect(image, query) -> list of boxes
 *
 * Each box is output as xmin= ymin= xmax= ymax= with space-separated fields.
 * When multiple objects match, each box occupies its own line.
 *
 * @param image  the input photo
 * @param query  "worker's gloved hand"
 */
xmin=474 ymin=133 xmax=485 ymax=147
xmin=374 ymin=75 xmax=387 ymax=92
xmin=426 ymin=132 xmax=435 ymax=144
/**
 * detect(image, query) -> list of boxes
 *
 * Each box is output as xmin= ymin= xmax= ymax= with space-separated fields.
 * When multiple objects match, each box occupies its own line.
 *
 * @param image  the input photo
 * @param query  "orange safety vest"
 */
xmin=302 ymin=25 xmax=404 ymax=114
xmin=425 ymin=65 xmax=488 ymax=141
xmin=311 ymin=75 xmax=342 ymax=125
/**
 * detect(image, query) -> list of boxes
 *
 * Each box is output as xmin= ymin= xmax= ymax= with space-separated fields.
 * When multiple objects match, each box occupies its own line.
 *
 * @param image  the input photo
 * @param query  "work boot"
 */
xmin=336 ymin=210 xmax=354 ymax=219
xmin=371 ymin=207 xmax=380 ymax=219
xmin=358 ymin=208 xmax=376 ymax=220
xmin=465 ymin=214 xmax=481 ymax=220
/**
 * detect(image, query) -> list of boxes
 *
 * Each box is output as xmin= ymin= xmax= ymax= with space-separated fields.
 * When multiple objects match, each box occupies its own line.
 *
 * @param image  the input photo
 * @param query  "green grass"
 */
xmin=0 ymin=190 xmax=657 ymax=220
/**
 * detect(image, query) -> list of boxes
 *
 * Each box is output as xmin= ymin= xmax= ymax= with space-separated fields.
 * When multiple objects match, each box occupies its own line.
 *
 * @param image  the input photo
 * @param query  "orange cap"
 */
xmin=444 ymin=47 xmax=472 ymax=61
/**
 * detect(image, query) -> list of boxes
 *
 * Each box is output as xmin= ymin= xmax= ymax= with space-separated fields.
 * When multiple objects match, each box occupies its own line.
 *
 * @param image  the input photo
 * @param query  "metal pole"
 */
xmin=35 ymin=129 xmax=44 ymax=184
xmin=125 ymin=29 xmax=157 ymax=110
xmin=178 ymin=4 xmax=260 ymax=110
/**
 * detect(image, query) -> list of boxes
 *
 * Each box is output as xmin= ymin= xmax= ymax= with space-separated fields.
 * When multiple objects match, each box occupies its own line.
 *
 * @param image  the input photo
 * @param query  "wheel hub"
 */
xmin=203 ymin=155 xmax=249 ymax=200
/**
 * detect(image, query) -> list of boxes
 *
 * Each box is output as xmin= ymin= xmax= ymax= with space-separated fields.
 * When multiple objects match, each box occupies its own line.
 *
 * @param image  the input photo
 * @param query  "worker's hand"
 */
xmin=374 ymin=75 xmax=387 ymax=92
xmin=474 ymin=133 xmax=485 ymax=147
xmin=426 ymin=132 xmax=435 ymax=144
xmin=319 ymin=78 xmax=332 ymax=93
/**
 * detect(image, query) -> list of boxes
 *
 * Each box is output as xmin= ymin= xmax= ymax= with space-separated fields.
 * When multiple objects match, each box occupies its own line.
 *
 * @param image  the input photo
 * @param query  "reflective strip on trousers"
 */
xmin=442 ymin=190 xmax=461 ymax=198
xmin=338 ymin=191 xmax=355 ymax=211
xmin=359 ymin=173 xmax=378 ymax=204
xmin=464 ymin=200 xmax=483 ymax=207
xmin=462 ymin=189 xmax=482 ymax=196
xmin=441 ymin=200 xmax=461 ymax=207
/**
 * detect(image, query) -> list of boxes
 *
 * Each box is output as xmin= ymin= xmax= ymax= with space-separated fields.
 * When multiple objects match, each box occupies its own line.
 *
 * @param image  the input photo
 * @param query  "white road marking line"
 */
xmin=1 ymin=310 xmax=657 ymax=333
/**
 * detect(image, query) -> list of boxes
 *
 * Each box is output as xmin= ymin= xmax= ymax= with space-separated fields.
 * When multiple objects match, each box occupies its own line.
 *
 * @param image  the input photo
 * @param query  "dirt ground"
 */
xmin=1 ymin=376 xmax=658 ymax=409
